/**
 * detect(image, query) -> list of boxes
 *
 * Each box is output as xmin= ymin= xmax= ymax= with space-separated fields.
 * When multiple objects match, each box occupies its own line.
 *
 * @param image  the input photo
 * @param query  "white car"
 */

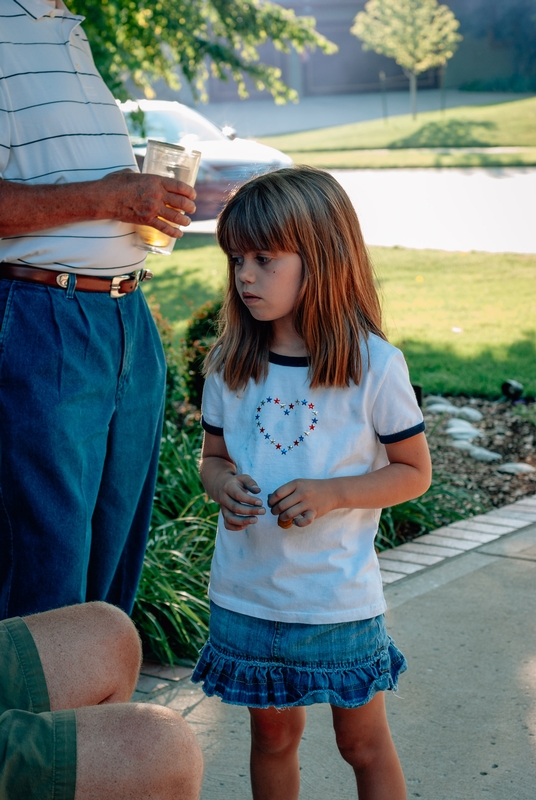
xmin=119 ymin=99 xmax=292 ymax=220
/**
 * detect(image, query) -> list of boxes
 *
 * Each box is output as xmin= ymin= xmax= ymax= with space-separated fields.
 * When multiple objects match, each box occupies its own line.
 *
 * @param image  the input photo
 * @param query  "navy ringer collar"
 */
xmin=269 ymin=351 xmax=309 ymax=367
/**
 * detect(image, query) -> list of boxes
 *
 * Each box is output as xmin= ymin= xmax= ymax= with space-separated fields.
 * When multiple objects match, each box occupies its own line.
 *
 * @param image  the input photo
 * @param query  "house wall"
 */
xmin=175 ymin=0 xmax=521 ymax=103
xmin=206 ymin=0 xmax=438 ymax=102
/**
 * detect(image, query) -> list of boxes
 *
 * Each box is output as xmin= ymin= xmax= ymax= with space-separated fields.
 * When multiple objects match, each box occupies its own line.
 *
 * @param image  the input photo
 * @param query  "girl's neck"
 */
xmin=270 ymin=319 xmax=308 ymax=358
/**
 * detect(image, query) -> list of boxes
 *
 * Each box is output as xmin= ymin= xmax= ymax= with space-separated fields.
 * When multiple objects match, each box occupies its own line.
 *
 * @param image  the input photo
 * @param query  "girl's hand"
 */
xmin=216 ymin=473 xmax=266 ymax=531
xmin=201 ymin=432 xmax=265 ymax=531
xmin=268 ymin=479 xmax=337 ymax=528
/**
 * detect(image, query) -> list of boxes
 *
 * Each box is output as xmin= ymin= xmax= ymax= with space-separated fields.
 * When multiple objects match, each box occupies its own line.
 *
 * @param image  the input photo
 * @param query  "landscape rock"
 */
xmin=496 ymin=462 xmax=536 ymax=474
xmin=424 ymin=396 xmax=536 ymax=511
xmin=426 ymin=402 xmax=457 ymax=414
xmin=467 ymin=446 xmax=502 ymax=462
xmin=456 ymin=406 xmax=484 ymax=422
xmin=448 ymin=440 xmax=475 ymax=451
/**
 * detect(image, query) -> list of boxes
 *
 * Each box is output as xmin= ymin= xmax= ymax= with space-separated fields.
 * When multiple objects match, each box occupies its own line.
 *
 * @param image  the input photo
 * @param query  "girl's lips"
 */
xmin=242 ymin=293 xmax=261 ymax=302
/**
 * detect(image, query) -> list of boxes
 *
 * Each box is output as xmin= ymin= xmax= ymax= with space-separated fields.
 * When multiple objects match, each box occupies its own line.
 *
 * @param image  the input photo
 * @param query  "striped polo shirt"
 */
xmin=0 ymin=0 xmax=147 ymax=275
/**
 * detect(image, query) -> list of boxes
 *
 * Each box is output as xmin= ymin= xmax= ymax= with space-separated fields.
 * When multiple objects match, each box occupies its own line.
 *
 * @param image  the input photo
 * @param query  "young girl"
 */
xmin=192 ymin=166 xmax=431 ymax=800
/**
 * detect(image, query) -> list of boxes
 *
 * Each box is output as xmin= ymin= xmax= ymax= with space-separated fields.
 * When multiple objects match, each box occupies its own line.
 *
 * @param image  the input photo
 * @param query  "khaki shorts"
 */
xmin=0 ymin=617 xmax=76 ymax=800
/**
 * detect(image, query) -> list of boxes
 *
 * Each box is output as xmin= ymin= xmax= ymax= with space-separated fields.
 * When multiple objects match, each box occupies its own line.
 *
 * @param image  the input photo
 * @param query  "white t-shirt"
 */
xmin=201 ymin=333 xmax=425 ymax=624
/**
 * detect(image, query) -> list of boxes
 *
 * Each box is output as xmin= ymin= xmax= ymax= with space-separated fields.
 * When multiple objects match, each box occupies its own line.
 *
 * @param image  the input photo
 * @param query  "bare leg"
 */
xmin=249 ymin=706 xmax=306 ymax=800
xmin=331 ymin=693 xmax=406 ymax=800
xmin=24 ymin=601 xmax=141 ymax=708
xmin=75 ymin=703 xmax=203 ymax=800
xmin=25 ymin=603 xmax=203 ymax=799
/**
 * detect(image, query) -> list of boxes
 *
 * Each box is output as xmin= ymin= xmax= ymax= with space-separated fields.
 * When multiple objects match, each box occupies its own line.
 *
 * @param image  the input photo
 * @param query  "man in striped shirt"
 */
xmin=0 ymin=0 xmax=196 ymax=621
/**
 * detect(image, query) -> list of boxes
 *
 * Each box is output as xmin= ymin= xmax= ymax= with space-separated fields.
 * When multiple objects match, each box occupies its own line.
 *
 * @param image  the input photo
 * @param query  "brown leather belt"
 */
xmin=0 ymin=263 xmax=153 ymax=298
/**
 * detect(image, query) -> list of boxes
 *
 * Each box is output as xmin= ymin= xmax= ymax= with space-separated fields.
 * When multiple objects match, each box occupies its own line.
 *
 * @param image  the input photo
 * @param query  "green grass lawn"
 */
xmin=143 ymin=235 xmax=536 ymax=398
xmin=259 ymin=96 xmax=536 ymax=169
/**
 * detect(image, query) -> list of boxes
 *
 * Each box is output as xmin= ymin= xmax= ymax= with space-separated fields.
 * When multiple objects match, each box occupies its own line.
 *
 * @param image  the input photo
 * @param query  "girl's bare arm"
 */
xmin=200 ymin=432 xmax=265 ymax=531
xmin=268 ymin=432 xmax=432 ymax=528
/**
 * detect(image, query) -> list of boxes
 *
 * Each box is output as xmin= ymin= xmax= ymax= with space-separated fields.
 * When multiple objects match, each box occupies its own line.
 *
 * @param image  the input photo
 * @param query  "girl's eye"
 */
xmin=255 ymin=255 xmax=272 ymax=265
xmin=230 ymin=256 xmax=244 ymax=268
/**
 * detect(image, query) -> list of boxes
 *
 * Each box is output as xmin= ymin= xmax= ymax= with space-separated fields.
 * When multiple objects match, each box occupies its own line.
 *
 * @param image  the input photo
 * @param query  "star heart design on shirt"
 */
xmin=254 ymin=396 xmax=319 ymax=454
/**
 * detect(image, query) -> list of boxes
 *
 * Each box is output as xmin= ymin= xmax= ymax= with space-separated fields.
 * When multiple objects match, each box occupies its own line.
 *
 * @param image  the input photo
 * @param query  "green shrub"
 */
xmin=133 ymin=424 xmax=219 ymax=663
xmin=181 ymin=299 xmax=222 ymax=408
xmin=376 ymin=475 xmax=488 ymax=551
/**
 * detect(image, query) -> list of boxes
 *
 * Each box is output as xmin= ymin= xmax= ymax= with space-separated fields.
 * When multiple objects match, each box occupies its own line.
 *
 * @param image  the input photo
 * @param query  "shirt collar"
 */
xmin=13 ymin=0 xmax=77 ymax=21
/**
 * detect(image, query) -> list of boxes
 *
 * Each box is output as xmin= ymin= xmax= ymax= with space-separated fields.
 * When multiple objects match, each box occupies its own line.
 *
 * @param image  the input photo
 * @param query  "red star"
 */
xmin=260 ymin=428 xmax=265 ymax=433
xmin=308 ymin=403 xmax=314 ymax=409
xmin=294 ymin=440 xmax=299 ymax=446
xmin=309 ymin=424 xmax=315 ymax=430
xmin=289 ymin=404 xmax=294 ymax=410
xmin=257 ymin=407 xmax=261 ymax=412
xmin=274 ymin=398 xmax=280 ymax=404
xmin=276 ymin=443 xmax=281 ymax=449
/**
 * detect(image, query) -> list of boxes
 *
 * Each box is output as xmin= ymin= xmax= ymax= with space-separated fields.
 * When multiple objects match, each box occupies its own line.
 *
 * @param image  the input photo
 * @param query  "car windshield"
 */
xmin=123 ymin=105 xmax=225 ymax=147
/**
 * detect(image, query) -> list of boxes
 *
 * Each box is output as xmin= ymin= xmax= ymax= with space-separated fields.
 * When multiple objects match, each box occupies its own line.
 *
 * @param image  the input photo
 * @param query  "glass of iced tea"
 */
xmin=136 ymin=139 xmax=201 ymax=255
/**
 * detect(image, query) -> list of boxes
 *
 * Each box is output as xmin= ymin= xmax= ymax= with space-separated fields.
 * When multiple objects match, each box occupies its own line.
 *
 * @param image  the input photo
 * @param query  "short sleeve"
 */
xmin=0 ymin=69 xmax=11 ymax=176
xmin=201 ymin=370 xmax=224 ymax=436
xmin=372 ymin=349 xmax=424 ymax=444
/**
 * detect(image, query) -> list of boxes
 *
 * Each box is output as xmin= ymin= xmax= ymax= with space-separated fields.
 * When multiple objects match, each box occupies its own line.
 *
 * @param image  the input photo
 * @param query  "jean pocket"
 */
xmin=0 ymin=280 xmax=15 ymax=354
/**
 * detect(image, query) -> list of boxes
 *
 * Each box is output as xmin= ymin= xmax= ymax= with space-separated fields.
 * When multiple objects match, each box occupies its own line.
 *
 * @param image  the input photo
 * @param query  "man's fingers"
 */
xmin=162 ymin=178 xmax=197 ymax=201
xmin=163 ymin=192 xmax=196 ymax=217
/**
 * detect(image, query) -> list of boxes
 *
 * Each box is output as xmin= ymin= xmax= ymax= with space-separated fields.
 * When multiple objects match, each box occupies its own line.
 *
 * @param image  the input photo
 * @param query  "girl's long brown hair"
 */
xmin=207 ymin=165 xmax=385 ymax=390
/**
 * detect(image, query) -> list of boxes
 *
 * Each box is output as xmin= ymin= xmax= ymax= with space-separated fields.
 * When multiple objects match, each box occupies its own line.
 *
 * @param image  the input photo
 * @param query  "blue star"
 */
xmin=299 ymin=435 xmax=304 ymax=442
xmin=281 ymin=449 xmax=287 ymax=455
xmin=301 ymin=399 xmax=307 ymax=405
xmin=284 ymin=409 xmax=290 ymax=415
xmin=266 ymin=396 xmax=272 ymax=403
xmin=255 ymin=414 xmax=260 ymax=420
xmin=264 ymin=433 xmax=270 ymax=439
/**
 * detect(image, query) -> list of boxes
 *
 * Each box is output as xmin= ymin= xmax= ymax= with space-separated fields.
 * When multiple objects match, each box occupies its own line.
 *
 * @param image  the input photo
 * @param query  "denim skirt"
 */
xmin=191 ymin=601 xmax=407 ymax=709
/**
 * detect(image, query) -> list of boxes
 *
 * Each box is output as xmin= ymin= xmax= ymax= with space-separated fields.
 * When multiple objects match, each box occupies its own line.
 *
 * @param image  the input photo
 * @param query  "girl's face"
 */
xmin=232 ymin=250 xmax=303 ymax=327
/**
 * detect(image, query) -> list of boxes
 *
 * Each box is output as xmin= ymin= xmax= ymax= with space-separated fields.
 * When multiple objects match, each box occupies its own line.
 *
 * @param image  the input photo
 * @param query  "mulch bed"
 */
xmin=424 ymin=396 xmax=536 ymax=513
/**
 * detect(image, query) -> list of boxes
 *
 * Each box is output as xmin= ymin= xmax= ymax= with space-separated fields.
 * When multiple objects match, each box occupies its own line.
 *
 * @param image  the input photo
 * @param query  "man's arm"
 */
xmin=0 ymin=171 xmax=196 ymax=238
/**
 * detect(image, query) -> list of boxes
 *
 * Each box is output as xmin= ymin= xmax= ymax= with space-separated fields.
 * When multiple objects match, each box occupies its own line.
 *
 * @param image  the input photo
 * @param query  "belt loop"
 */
xmin=66 ymin=272 xmax=77 ymax=299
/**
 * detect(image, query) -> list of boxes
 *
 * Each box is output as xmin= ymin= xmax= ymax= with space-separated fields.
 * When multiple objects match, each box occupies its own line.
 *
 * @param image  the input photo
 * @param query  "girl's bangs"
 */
xmin=218 ymin=185 xmax=296 ymax=256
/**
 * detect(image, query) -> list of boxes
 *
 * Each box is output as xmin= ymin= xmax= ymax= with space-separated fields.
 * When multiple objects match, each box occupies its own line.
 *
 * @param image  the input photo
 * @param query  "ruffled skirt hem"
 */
xmin=191 ymin=638 xmax=407 ymax=709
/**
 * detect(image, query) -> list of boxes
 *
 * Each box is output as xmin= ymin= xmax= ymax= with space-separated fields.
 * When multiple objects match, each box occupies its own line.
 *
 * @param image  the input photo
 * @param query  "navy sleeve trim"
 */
xmin=202 ymin=417 xmax=224 ymax=436
xmin=378 ymin=421 xmax=425 ymax=444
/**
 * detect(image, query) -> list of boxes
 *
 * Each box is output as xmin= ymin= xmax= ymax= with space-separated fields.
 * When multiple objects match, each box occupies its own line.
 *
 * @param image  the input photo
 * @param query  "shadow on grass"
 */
xmin=390 ymin=118 xmax=497 ymax=148
xmin=142 ymin=234 xmax=223 ymax=335
xmin=400 ymin=331 xmax=536 ymax=397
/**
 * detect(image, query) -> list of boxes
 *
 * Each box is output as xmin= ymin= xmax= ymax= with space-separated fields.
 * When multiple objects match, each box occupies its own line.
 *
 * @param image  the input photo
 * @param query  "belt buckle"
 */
xmin=110 ymin=274 xmax=138 ymax=299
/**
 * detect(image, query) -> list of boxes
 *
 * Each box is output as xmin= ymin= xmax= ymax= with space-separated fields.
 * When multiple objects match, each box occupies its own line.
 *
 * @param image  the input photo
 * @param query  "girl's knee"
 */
xmin=249 ymin=707 xmax=305 ymax=756
xmin=332 ymin=698 xmax=394 ymax=770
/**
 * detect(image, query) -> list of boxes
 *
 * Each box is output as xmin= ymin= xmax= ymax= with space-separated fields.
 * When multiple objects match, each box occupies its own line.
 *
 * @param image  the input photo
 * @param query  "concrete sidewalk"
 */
xmin=135 ymin=496 xmax=536 ymax=799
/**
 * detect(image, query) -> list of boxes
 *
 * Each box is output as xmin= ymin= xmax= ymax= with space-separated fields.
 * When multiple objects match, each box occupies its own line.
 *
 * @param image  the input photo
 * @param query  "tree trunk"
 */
xmin=409 ymin=72 xmax=417 ymax=119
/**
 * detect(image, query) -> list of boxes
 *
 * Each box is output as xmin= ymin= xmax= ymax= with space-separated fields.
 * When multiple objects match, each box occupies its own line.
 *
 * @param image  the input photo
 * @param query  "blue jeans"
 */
xmin=0 ymin=277 xmax=166 ymax=619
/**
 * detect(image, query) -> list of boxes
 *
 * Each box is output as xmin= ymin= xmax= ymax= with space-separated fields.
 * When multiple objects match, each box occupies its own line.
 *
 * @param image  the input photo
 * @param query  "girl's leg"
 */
xmin=331 ymin=693 xmax=406 ymax=800
xmin=248 ymin=706 xmax=306 ymax=800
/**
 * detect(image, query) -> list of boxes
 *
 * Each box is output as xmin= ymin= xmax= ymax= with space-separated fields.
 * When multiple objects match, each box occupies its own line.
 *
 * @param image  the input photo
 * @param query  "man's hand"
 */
xmin=0 ymin=172 xmax=196 ymax=237
xmin=98 ymin=171 xmax=197 ymax=238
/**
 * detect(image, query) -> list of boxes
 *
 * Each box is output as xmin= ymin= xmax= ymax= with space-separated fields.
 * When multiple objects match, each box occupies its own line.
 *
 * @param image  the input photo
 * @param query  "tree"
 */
xmin=351 ymin=0 xmax=462 ymax=118
xmin=460 ymin=0 xmax=536 ymax=92
xmin=70 ymin=0 xmax=337 ymax=102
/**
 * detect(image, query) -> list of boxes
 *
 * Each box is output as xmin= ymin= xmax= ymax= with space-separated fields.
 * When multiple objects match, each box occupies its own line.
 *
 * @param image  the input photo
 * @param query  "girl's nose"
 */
xmin=237 ymin=261 xmax=255 ymax=283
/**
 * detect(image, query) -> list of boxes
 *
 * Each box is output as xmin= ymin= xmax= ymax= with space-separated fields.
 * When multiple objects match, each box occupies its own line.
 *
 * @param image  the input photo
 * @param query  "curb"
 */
xmin=379 ymin=493 xmax=536 ymax=584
